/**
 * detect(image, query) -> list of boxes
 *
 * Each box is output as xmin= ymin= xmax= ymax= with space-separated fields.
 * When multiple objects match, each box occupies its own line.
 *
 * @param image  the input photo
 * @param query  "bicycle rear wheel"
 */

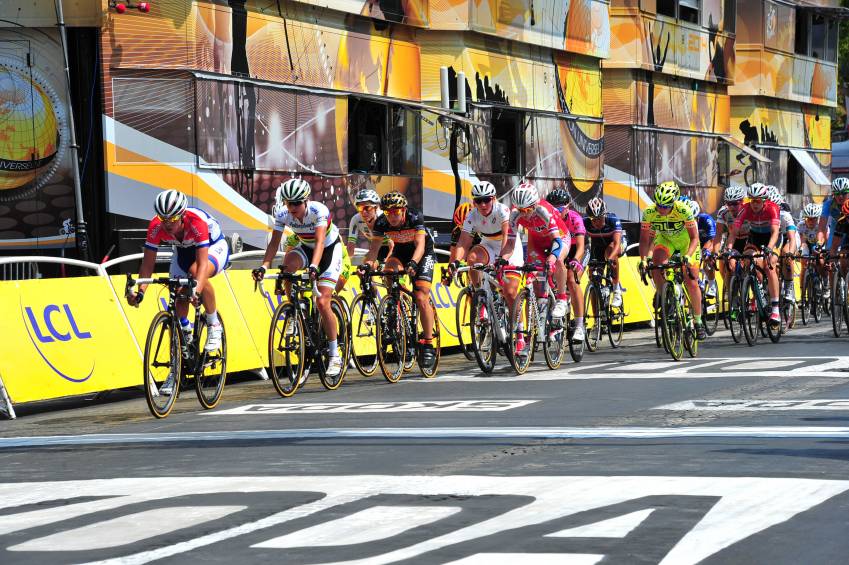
xmin=702 ymin=289 xmax=719 ymax=336
xmin=584 ymin=284 xmax=602 ymax=352
xmin=607 ymin=299 xmax=625 ymax=348
xmin=268 ymin=303 xmax=305 ymax=397
xmin=470 ymin=290 xmax=497 ymax=373
xmin=317 ymin=298 xmax=349 ymax=390
xmin=683 ymin=294 xmax=698 ymax=358
xmin=660 ymin=283 xmax=684 ymax=361
xmin=143 ymin=311 xmax=181 ymax=419
xmin=377 ymin=295 xmax=407 ymax=383
xmin=831 ymin=274 xmax=846 ymax=337
xmin=350 ymin=293 xmax=379 ymax=377
xmin=418 ymin=294 xmax=441 ymax=378
xmin=741 ymin=276 xmax=760 ymax=346
xmin=195 ymin=315 xmax=227 ymax=410
xmin=814 ymin=276 xmax=825 ymax=322
xmin=544 ymin=300 xmax=567 ymax=369
xmin=455 ymin=286 xmax=475 ymax=361
xmin=728 ymin=275 xmax=745 ymax=344
xmin=800 ymin=274 xmax=810 ymax=326
xmin=509 ymin=288 xmax=535 ymax=375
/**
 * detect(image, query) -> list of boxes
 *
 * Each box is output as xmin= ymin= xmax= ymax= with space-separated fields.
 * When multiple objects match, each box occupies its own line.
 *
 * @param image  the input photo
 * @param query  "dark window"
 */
xmin=679 ymin=0 xmax=699 ymax=24
xmin=811 ymin=15 xmax=826 ymax=59
xmin=724 ymin=0 xmax=735 ymax=33
xmin=348 ymin=98 xmax=387 ymax=174
xmin=718 ymin=141 xmax=730 ymax=187
xmin=491 ymin=109 xmax=522 ymax=174
xmin=657 ymin=0 xmax=676 ymax=18
xmin=787 ymin=153 xmax=803 ymax=194
xmin=826 ymin=18 xmax=838 ymax=62
xmin=390 ymin=106 xmax=420 ymax=176
xmin=795 ymin=10 xmax=809 ymax=56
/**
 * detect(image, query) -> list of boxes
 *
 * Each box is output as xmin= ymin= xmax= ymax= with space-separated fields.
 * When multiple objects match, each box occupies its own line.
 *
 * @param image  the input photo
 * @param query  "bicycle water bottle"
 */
xmin=601 ymin=286 xmax=610 ymax=301
xmin=179 ymin=317 xmax=193 ymax=343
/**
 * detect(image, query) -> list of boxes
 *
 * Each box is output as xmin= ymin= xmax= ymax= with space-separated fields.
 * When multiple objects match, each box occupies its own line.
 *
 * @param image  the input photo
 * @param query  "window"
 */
xmin=794 ymin=10 xmax=809 ymax=55
xmin=811 ymin=15 xmax=826 ymax=59
xmin=390 ymin=106 xmax=420 ymax=176
xmin=679 ymin=0 xmax=699 ymax=24
xmin=657 ymin=0 xmax=676 ymax=18
xmin=826 ymin=19 xmax=838 ymax=62
xmin=718 ymin=141 xmax=730 ymax=187
xmin=786 ymin=152 xmax=803 ymax=194
xmin=491 ymin=109 xmax=522 ymax=174
xmin=724 ymin=0 xmax=735 ymax=33
xmin=348 ymin=98 xmax=387 ymax=174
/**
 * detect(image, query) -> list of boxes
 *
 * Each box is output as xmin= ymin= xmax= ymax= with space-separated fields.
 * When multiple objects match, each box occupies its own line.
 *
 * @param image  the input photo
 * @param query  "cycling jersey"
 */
xmin=733 ymin=201 xmax=780 ymax=235
xmin=273 ymin=201 xmax=340 ymax=248
xmin=779 ymin=210 xmax=797 ymax=234
xmin=145 ymin=208 xmax=228 ymax=276
xmin=797 ymin=220 xmax=820 ymax=247
xmin=641 ymin=201 xmax=697 ymax=258
xmin=697 ymin=213 xmax=716 ymax=246
xmin=348 ymin=211 xmax=390 ymax=247
xmin=551 ymin=206 xmax=586 ymax=240
xmin=509 ymin=200 xmax=569 ymax=257
xmin=461 ymin=201 xmax=522 ymax=266
xmin=373 ymin=208 xmax=435 ymax=262
xmin=584 ymin=213 xmax=622 ymax=244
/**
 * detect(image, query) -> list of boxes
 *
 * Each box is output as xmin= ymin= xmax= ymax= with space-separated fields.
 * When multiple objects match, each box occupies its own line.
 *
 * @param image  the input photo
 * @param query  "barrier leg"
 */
xmin=252 ymin=367 xmax=269 ymax=381
xmin=0 ymin=372 xmax=16 ymax=420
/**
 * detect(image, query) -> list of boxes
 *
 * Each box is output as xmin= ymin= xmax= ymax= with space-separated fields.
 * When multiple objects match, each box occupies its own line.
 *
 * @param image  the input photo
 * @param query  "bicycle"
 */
xmin=698 ymin=253 xmax=719 ymax=336
xmin=509 ymin=262 xmax=573 ymax=374
xmin=371 ymin=269 xmax=441 ymax=381
xmin=126 ymin=274 xmax=227 ymax=419
xmin=584 ymin=259 xmax=625 ymax=351
xmin=348 ymin=268 xmax=382 ymax=377
xmin=799 ymin=248 xmax=827 ymax=325
xmin=260 ymin=268 xmax=349 ymax=396
xmin=447 ymin=268 xmax=476 ymax=362
xmin=776 ymin=252 xmax=798 ymax=333
xmin=738 ymin=249 xmax=781 ymax=346
xmin=452 ymin=263 xmax=514 ymax=373
xmin=827 ymin=252 xmax=849 ymax=337
xmin=642 ymin=254 xmax=698 ymax=361
xmin=721 ymin=250 xmax=746 ymax=344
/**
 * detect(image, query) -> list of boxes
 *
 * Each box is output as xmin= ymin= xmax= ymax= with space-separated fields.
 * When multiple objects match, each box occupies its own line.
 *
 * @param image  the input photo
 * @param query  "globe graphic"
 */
xmin=0 ymin=65 xmax=59 ymax=192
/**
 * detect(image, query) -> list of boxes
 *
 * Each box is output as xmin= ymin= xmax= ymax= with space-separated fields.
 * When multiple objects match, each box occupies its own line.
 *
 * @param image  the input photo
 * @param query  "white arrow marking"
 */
xmin=546 ymin=509 xmax=655 ymax=538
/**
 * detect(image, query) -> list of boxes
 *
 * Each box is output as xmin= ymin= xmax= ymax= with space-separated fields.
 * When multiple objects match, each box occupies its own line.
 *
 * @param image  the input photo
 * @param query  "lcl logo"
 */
xmin=21 ymin=302 xmax=94 ymax=382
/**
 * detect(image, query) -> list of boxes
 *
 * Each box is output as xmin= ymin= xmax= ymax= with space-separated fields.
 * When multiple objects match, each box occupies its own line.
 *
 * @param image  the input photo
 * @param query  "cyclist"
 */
xmin=545 ymin=187 xmax=586 ymax=341
xmin=713 ymin=185 xmax=747 ymax=287
xmin=503 ymin=181 xmax=573 ymax=353
xmin=827 ymin=199 xmax=849 ymax=273
xmin=347 ymin=189 xmax=392 ymax=263
xmin=253 ymin=178 xmax=344 ymax=378
xmin=767 ymin=187 xmax=798 ymax=302
xmin=798 ymin=202 xmax=825 ymax=295
xmin=445 ymin=181 xmax=523 ymax=309
xmin=687 ymin=199 xmax=718 ymax=299
xmin=127 ymin=190 xmax=227 ymax=391
xmin=818 ymin=177 xmax=849 ymax=247
xmin=285 ymin=226 xmax=352 ymax=295
xmin=638 ymin=180 xmax=706 ymax=340
xmin=364 ymin=191 xmax=438 ymax=370
xmin=447 ymin=202 xmax=479 ymax=263
xmin=728 ymin=183 xmax=782 ymax=326
xmin=583 ymin=196 xmax=625 ymax=307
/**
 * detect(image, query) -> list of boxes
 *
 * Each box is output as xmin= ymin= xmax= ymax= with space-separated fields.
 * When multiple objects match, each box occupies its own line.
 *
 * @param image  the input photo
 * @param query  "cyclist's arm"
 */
xmin=194 ymin=245 xmax=211 ymax=294
xmin=453 ymin=231 xmax=473 ymax=263
xmin=412 ymin=231 xmax=426 ymax=264
xmin=685 ymin=221 xmax=699 ymax=258
xmin=767 ymin=222 xmax=780 ymax=251
xmin=346 ymin=240 xmax=356 ymax=258
xmin=136 ymin=247 xmax=158 ymax=294
xmin=611 ymin=231 xmax=622 ymax=256
xmin=638 ymin=224 xmax=653 ymax=260
xmin=817 ymin=215 xmax=828 ymax=244
xmin=712 ymin=222 xmax=726 ymax=250
xmin=572 ymin=232 xmax=585 ymax=261
xmin=363 ymin=236 xmax=383 ymax=269
xmin=310 ymin=224 xmax=327 ymax=268
xmin=261 ymin=230 xmax=283 ymax=270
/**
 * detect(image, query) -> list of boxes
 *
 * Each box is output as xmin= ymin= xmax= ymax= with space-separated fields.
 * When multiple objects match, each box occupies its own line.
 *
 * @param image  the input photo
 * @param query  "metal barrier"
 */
xmin=0 ymin=261 xmax=40 ymax=281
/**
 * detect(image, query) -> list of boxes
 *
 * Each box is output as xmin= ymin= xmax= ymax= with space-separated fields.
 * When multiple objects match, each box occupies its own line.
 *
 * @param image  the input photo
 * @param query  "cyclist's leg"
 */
xmin=192 ymin=238 xmax=229 ymax=319
xmin=316 ymin=244 xmax=344 ymax=343
xmin=502 ymin=239 xmax=523 ymax=310
xmin=412 ymin=254 xmax=437 ymax=368
xmin=335 ymin=244 xmax=352 ymax=294
xmin=283 ymin=245 xmax=308 ymax=298
xmin=683 ymin=246 xmax=703 ymax=317
xmin=467 ymin=244 xmax=491 ymax=287
xmin=650 ymin=240 xmax=672 ymax=289
xmin=563 ymin=242 xmax=584 ymax=322
xmin=171 ymin=250 xmax=192 ymax=320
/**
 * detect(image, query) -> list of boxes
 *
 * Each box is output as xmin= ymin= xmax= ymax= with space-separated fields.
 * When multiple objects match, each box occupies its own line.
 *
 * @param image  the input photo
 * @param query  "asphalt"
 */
xmin=0 ymin=322 xmax=848 ymax=564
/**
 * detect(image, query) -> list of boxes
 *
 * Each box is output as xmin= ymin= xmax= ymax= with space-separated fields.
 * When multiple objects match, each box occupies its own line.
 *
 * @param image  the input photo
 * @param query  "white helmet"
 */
xmin=512 ymin=181 xmax=539 ymax=209
xmin=831 ymin=177 xmax=849 ymax=193
xmin=748 ymin=183 xmax=769 ymax=199
xmin=154 ymin=189 xmax=188 ymax=219
xmin=471 ymin=181 xmax=497 ymax=199
xmin=587 ymin=197 xmax=606 ymax=217
xmin=724 ymin=185 xmax=745 ymax=202
xmin=803 ymin=203 xmax=821 ymax=218
xmin=275 ymin=178 xmax=311 ymax=205
xmin=354 ymin=189 xmax=380 ymax=205
xmin=765 ymin=185 xmax=781 ymax=203
xmin=687 ymin=200 xmax=701 ymax=217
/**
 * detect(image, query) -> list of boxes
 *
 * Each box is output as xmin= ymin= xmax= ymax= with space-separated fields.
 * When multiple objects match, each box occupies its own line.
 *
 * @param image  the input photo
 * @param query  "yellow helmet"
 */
xmin=654 ymin=181 xmax=680 ymax=206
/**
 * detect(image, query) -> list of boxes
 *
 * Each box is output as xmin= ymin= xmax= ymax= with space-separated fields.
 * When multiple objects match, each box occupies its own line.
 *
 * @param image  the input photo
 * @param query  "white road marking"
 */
xmin=656 ymin=399 xmax=849 ymax=411
xmin=719 ymin=360 xmax=803 ymax=371
xmin=8 ymin=506 xmax=245 ymax=552
xmin=253 ymin=505 xmax=460 ymax=548
xmin=209 ymin=400 xmax=537 ymax=415
xmin=546 ymin=509 xmax=655 ymax=538
xmin=1 ymin=476 xmax=843 ymax=565
xmin=446 ymin=554 xmax=603 ymax=565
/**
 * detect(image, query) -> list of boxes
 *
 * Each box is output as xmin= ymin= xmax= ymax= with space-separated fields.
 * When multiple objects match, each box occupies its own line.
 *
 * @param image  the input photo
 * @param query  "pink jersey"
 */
xmin=509 ymin=200 xmax=569 ymax=248
xmin=733 ymin=201 xmax=779 ymax=236
xmin=144 ymin=208 xmax=221 ymax=250
xmin=563 ymin=209 xmax=585 ymax=239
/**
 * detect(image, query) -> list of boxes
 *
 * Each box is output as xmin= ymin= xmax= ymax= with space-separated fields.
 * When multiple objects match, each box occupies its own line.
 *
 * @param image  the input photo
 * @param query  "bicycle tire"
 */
xmin=660 ymin=282 xmax=684 ymax=361
xmin=350 ymin=293 xmax=380 ymax=377
xmin=470 ymin=290 xmax=497 ymax=373
xmin=418 ymin=294 xmax=441 ymax=378
xmin=584 ymin=284 xmax=602 ymax=352
xmin=800 ymin=274 xmax=810 ymax=326
xmin=721 ymin=280 xmax=731 ymax=330
xmin=741 ymin=276 xmax=760 ymax=346
xmin=143 ymin=311 xmax=181 ymax=418
xmin=195 ymin=314 xmax=227 ymax=410
xmin=702 ymin=288 xmax=719 ymax=336
xmin=509 ymin=288 xmax=535 ymax=375
xmin=814 ymin=276 xmax=825 ymax=322
xmin=317 ymin=298 xmax=349 ymax=390
xmin=400 ymin=294 xmax=416 ymax=373
xmin=607 ymin=298 xmax=625 ymax=349
xmin=567 ymin=309 xmax=585 ymax=363
xmin=831 ymin=274 xmax=845 ymax=337
xmin=376 ymin=295 xmax=407 ymax=383
xmin=544 ymin=299 xmax=567 ymax=369
xmin=268 ymin=302 xmax=305 ymax=397
xmin=455 ymin=286 xmax=475 ymax=361
xmin=728 ymin=275 xmax=745 ymax=344
xmin=682 ymin=293 xmax=698 ymax=358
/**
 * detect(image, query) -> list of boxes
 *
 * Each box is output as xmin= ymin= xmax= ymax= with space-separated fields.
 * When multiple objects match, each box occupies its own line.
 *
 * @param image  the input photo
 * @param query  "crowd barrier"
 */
xmin=0 ymin=252 xmax=727 ymax=418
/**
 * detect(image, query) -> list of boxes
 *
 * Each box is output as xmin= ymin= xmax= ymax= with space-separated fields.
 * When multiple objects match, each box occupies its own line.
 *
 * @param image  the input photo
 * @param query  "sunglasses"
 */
xmin=386 ymin=208 xmax=405 ymax=215
xmin=750 ymin=198 xmax=764 ymax=204
xmin=518 ymin=205 xmax=535 ymax=214
xmin=286 ymin=200 xmax=306 ymax=207
xmin=725 ymin=201 xmax=741 ymax=206
xmin=656 ymin=204 xmax=672 ymax=210
xmin=157 ymin=214 xmax=182 ymax=223
xmin=357 ymin=204 xmax=377 ymax=212
xmin=474 ymin=197 xmax=493 ymax=205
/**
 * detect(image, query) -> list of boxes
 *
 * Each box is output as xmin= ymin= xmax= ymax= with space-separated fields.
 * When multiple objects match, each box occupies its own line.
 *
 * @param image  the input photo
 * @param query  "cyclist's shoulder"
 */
xmin=672 ymin=201 xmax=694 ymax=220
xmin=641 ymin=205 xmax=658 ymax=221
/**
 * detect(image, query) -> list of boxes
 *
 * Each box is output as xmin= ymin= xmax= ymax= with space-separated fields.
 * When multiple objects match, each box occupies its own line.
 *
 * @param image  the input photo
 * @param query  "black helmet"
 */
xmin=545 ymin=187 xmax=571 ymax=207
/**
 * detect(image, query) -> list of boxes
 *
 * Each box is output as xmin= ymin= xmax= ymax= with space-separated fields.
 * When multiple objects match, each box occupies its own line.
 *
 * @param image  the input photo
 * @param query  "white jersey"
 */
xmin=462 ymin=201 xmax=512 ymax=242
xmin=272 ymin=201 xmax=339 ymax=248
xmin=779 ymin=210 xmax=797 ymax=234
xmin=797 ymin=220 xmax=819 ymax=247
xmin=347 ymin=211 xmax=385 ymax=245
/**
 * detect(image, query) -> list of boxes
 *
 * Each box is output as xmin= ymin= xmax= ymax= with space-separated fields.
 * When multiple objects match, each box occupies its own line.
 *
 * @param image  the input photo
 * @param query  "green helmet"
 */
xmin=654 ymin=181 xmax=680 ymax=206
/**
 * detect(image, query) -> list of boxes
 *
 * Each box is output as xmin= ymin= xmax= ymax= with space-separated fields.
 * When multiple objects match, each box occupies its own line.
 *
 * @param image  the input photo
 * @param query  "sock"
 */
xmin=328 ymin=339 xmax=339 ymax=357
xmin=575 ymin=316 xmax=584 ymax=327
xmin=694 ymin=315 xmax=702 ymax=324
xmin=556 ymin=292 xmax=568 ymax=301
xmin=206 ymin=311 xmax=219 ymax=325
xmin=771 ymin=300 xmax=779 ymax=314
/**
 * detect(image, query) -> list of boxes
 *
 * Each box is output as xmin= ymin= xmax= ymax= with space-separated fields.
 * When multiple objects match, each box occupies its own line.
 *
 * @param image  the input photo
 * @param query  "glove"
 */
xmin=448 ymin=260 xmax=460 ymax=276
xmin=494 ymin=257 xmax=509 ymax=268
xmin=307 ymin=264 xmax=319 ymax=280
xmin=702 ymin=250 xmax=713 ymax=259
xmin=545 ymin=255 xmax=557 ymax=269
xmin=407 ymin=259 xmax=419 ymax=277
xmin=638 ymin=257 xmax=647 ymax=275
xmin=683 ymin=255 xmax=692 ymax=265
xmin=129 ymin=290 xmax=144 ymax=307
xmin=251 ymin=266 xmax=266 ymax=282
xmin=569 ymin=259 xmax=583 ymax=274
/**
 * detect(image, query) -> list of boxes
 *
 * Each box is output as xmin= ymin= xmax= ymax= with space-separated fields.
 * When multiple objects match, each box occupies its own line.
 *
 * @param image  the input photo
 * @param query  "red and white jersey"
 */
xmin=733 ymin=201 xmax=780 ymax=236
xmin=509 ymin=200 xmax=568 ymax=247
xmin=144 ymin=207 xmax=222 ymax=251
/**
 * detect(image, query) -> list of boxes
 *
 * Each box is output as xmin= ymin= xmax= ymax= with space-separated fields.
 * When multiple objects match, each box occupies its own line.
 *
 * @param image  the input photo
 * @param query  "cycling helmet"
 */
xmin=512 ymin=181 xmax=540 ymax=209
xmin=276 ymin=178 xmax=311 ymax=204
xmin=677 ymin=194 xmax=691 ymax=202
xmin=780 ymin=202 xmax=791 ymax=213
xmin=803 ymin=203 xmax=821 ymax=218
xmin=354 ymin=189 xmax=380 ymax=205
xmin=724 ymin=185 xmax=746 ymax=202
xmin=545 ymin=187 xmax=572 ymax=208
xmin=587 ymin=197 xmax=607 ymax=217
xmin=381 ymin=191 xmax=407 ymax=210
xmin=831 ymin=177 xmax=849 ymax=194
xmin=765 ymin=185 xmax=781 ymax=204
xmin=748 ymin=183 xmax=769 ymax=199
xmin=453 ymin=202 xmax=472 ymax=227
xmin=471 ymin=181 xmax=497 ymax=199
xmin=654 ymin=181 xmax=680 ymax=206
xmin=154 ymin=189 xmax=188 ymax=219
xmin=687 ymin=200 xmax=701 ymax=217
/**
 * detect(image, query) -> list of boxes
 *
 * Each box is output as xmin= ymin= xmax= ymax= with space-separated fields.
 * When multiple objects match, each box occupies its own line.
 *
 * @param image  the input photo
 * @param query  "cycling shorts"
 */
xmin=474 ymin=237 xmax=523 ymax=269
xmin=654 ymin=233 xmax=701 ymax=263
xmin=291 ymin=238 xmax=344 ymax=289
xmin=172 ymin=238 xmax=229 ymax=277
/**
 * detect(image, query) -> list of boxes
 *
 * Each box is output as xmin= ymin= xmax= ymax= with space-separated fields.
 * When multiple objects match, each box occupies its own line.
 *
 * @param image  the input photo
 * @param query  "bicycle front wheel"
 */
xmin=509 ymin=288 xmax=535 ymax=375
xmin=418 ymin=294 xmax=441 ymax=378
xmin=268 ymin=303 xmax=305 ymax=397
xmin=544 ymin=300 xmax=567 ymax=369
xmin=741 ymin=276 xmax=760 ymax=346
xmin=703 ymin=287 xmax=719 ymax=336
xmin=350 ymin=293 xmax=379 ymax=377
xmin=584 ymin=284 xmax=602 ymax=352
xmin=728 ymin=275 xmax=745 ymax=344
xmin=455 ymin=286 xmax=475 ymax=361
xmin=317 ymin=298 xmax=349 ymax=390
xmin=607 ymin=295 xmax=625 ymax=348
xmin=470 ymin=290 xmax=497 ymax=373
xmin=143 ymin=311 xmax=181 ymax=419
xmin=377 ymin=295 xmax=407 ymax=383
xmin=660 ymin=283 xmax=684 ymax=361
xmin=831 ymin=274 xmax=846 ymax=337
xmin=800 ymin=274 xmax=811 ymax=326
xmin=195 ymin=314 xmax=227 ymax=410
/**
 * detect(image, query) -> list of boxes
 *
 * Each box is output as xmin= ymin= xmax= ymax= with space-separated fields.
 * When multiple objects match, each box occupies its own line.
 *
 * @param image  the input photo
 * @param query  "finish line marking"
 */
xmin=208 ymin=400 xmax=538 ymax=415
xmin=656 ymin=399 xmax=849 ymax=411
xmin=4 ymin=426 xmax=849 ymax=448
